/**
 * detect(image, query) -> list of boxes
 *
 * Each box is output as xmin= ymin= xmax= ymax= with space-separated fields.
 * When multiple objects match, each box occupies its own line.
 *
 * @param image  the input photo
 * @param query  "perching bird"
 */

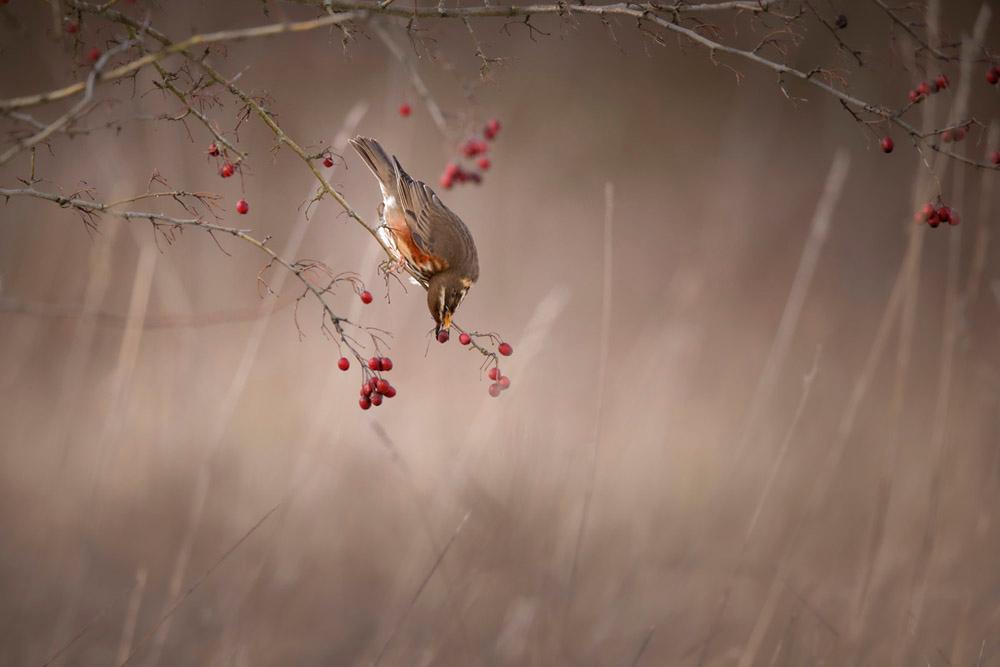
xmin=350 ymin=136 xmax=479 ymax=335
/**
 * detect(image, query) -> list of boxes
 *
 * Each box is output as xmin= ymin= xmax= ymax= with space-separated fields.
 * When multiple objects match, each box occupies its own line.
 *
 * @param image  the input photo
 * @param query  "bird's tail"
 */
xmin=350 ymin=136 xmax=399 ymax=194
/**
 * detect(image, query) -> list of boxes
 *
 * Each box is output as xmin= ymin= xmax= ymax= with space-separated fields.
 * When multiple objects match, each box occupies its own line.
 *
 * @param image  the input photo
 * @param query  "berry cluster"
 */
xmin=439 ymin=119 xmax=501 ymax=190
xmin=486 ymin=366 xmax=511 ymax=398
xmin=915 ymin=202 xmax=960 ymax=228
xmin=357 ymin=356 xmax=397 ymax=410
xmin=907 ymin=74 xmax=949 ymax=104
xmin=939 ymin=125 xmax=968 ymax=143
xmin=207 ymin=143 xmax=249 ymax=214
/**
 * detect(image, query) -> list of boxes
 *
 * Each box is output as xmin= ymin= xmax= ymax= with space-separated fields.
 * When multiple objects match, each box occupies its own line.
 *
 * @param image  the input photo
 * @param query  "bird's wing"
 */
xmin=392 ymin=157 xmax=466 ymax=259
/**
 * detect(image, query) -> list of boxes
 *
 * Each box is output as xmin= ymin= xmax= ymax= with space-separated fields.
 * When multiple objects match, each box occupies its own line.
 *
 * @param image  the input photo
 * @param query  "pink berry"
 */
xmin=437 ymin=330 xmax=450 ymax=343
xmin=942 ymin=130 xmax=953 ymax=143
xmin=990 ymin=151 xmax=1000 ymax=165
xmin=459 ymin=332 xmax=471 ymax=345
xmin=498 ymin=376 xmax=511 ymax=390
xmin=488 ymin=367 xmax=500 ymax=381
xmin=399 ymin=103 xmax=412 ymax=117
xmin=917 ymin=81 xmax=932 ymax=96
xmin=880 ymin=137 xmax=894 ymax=154
xmin=235 ymin=199 xmax=249 ymax=215
xmin=498 ymin=342 xmax=513 ymax=357
xmin=359 ymin=396 xmax=372 ymax=410
xmin=360 ymin=290 xmax=373 ymax=304
xmin=478 ymin=157 xmax=491 ymax=170
xmin=486 ymin=119 xmax=501 ymax=135
xmin=908 ymin=90 xmax=922 ymax=104
xmin=488 ymin=383 xmax=502 ymax=398
xmin=935 ymin=74 xmax=950 ymax=90
xmin=87 ymin=47 xmax=101 ymax=63
xmin=207 ymin=142 xmax=220 ymax=156
xmin=337 ymin=356 xmax=350 ymax=371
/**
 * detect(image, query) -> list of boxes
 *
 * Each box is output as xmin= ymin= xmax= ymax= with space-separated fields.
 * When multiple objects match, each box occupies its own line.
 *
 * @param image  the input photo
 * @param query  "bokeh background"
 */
xmin=2 ymin=1 xmax=1000 ymax=664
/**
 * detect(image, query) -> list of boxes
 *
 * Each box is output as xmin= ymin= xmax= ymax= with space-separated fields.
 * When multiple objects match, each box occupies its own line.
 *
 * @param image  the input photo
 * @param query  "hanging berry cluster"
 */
xmin=915 ymin=202 xmax=960 ymax=228
xmin=907 ymin=74 xmax=949 ymax=104
xmin=356 ymin=356 xmax=398 ymax=410
xmin=439 ymin=119 xmax=501 ymax=190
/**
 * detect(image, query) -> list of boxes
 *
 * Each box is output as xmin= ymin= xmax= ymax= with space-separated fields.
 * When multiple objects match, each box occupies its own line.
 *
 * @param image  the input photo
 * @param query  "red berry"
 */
xmin=375 ymin=379 xmax=390 ymax=394
xmin=990 ymin=151 xmax=1000 ymax=165
xmin=235 ymin=199 xmax=249 ymax=215
xmin=488 ymin=383 xmax=502 ymax=398
xmin=445 ymin=163 xmax=461 ymax=178
xmin=459 ymin=332 xmax=471 ymax=345
xmin=361 ymin=382 xmax=372 ymax=397
xmin=66 ymin=21 xmax=79 ymax=34
xmin=948 ymin=211 xmax=961 ymax=226
xmin=383 ymin=384 xmax=397 ymax=398
xmin=942 ymin=130 xmax=953 ymax=143
xmin=371 ymin=393 xmax=383 ymax=406
xmin=486 ymin=119 xmax=501 ymax=135
xmin=87 ymin=47 xmax=101 ymax=63
xmin=908 ymin=90 xmax=922 ymax=103
xmin=360 ymin=290 xmax=373 ymax=304
xmin=337 ymin=356 xmax=350 ymax=371
xmin=987 ymin=67 xmax=999 ymax=85
xmin=399 ymin=103 xmax=412 ymax=117
xmin=440 ymin=175 xmax=454 ymax=189
xmin=220 ymin=161 xmax=235 ymax=178
xmin=880 ymin=137 xmax=894 ymax=154
xmin=484 ymin=127 xmax=497 ymax=141
xmin=380 ymin=357 xmax=393 ymax=371
xmin=323 ymin=157 xmax=334 ymax=168
xmin=488 ymin=367 xmax=500 ymax=381
xmin=954 ymin=127 xmax=967 ymax=142
xmin=478 ymin=157 xmax=491 ymax=170
xmin=936 ymin=207 xmax=951 ymax=223
xmin=359 ymin=396 xmax=372 ymax=410
xmin=928 ymin=217 xmax=941 ymax=228
xmin=921 ymin=202 xmax=935 ymax=219
xmin=498 ymin=375 xmax=511 ymax=390
xmin=917 ymin=81 xmax=931 ymax=96
xmin=935 ymin=74 xmax=949 ymax=90
xmin=368 ymin=357 xmax=380 ymax=370
xmin=207 ymin=142 xmax=220 ymax=156
xmin=498 ymin=342 xmax=513 ymax=357
xmin=437 ymin=330 xmax=450 ymax=343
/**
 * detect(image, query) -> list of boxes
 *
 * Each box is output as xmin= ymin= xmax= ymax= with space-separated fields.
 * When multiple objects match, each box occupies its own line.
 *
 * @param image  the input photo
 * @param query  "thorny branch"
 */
xmin=0 ymin=185 xmax=379 ymax=365
xmin=2 ymin=1 xmax=989 ymax=172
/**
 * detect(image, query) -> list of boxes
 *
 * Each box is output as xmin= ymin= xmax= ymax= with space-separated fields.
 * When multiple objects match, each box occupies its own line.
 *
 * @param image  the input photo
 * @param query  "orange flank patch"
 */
xmin=385 ymin=206 xmax=449 ymax=274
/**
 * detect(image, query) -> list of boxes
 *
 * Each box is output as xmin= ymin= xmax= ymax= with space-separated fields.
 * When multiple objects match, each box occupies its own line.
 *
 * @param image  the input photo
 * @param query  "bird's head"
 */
xmin=427 ymin=271 xmax=473 ymax=335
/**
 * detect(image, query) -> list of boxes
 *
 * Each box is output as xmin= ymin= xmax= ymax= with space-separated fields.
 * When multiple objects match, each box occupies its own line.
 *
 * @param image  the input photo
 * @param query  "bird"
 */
xmin=350 ymin=136 xmax=479 ymax=335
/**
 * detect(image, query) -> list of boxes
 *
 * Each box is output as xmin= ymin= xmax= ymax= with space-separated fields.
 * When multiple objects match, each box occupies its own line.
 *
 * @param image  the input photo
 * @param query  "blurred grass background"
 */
xmin=1 ymin=1 xmax=1000 ymax=664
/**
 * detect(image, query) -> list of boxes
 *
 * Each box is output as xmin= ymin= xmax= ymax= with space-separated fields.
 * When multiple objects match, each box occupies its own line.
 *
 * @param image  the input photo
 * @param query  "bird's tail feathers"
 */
xmin=350 ymin=136 xmax=399 ymax=193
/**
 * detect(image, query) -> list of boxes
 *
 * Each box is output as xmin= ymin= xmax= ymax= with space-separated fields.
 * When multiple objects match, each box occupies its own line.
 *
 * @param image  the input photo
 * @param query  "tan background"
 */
xmin=1 ymin=1 xmax=1000 ymax=664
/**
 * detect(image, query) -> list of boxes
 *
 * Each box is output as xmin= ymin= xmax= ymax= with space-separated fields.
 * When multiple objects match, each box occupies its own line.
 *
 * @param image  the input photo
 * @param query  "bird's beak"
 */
xmin=442 ymin=312 xmax=452 ymax=330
